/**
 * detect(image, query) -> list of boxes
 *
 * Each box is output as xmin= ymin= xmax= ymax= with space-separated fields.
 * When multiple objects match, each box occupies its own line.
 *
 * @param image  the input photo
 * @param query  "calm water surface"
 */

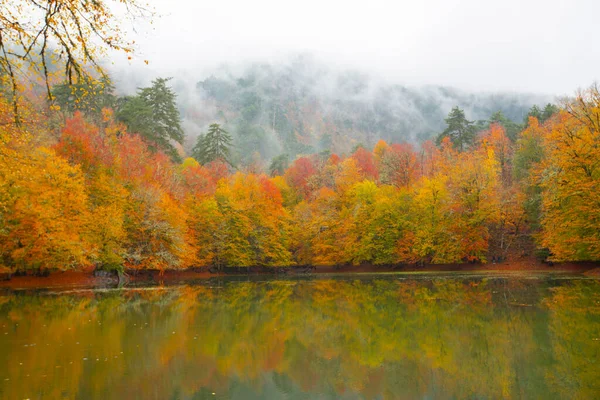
xmin=0 ymin=272 xmax=599 ymax=399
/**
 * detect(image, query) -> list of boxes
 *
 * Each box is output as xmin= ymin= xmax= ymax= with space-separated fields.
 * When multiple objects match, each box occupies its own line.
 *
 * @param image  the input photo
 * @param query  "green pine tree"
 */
xmin=541 ymin=103 xmax=559 ymax=122
xmin=525 ymin=105 xmax=543 ymax=124
xmin=193 ymin=123 xmax=233 ymax=165
xmin=117 ymin=77 xmax=184 ymax=161
xmin=436 ymin=106 xmax=476 ymax=151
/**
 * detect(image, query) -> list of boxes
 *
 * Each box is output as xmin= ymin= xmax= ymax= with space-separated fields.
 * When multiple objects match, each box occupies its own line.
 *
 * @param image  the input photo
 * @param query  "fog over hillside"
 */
xmin=101 ymin=0 xmax=597 ymax=166
xmin=109 ymin=56 xmax=552 ymax=163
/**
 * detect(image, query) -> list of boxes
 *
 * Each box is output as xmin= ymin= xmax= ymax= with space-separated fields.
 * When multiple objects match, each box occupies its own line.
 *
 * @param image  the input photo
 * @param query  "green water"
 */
xmin=0 ymin=272 xmax=599 ymax=399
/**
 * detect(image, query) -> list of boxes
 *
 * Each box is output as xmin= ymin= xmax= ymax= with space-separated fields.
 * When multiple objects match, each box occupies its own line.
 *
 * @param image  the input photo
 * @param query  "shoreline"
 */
xmin=1 ymin=259 xmax=599 ymax=290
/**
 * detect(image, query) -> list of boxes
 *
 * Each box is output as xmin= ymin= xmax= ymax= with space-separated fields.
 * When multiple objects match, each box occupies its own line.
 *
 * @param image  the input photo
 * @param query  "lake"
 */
xmin=0 ymin=272 xmax=599 ymax=399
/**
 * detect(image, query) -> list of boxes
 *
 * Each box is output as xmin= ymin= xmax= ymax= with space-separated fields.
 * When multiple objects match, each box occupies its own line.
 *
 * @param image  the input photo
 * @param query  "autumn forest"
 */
xmin=2 ymin=1 xmax=600 ymax=399
xmin=1 ymin=75 xmax=599 ymax=276
xmin=0 ymin=0 xmax=599 ymax=277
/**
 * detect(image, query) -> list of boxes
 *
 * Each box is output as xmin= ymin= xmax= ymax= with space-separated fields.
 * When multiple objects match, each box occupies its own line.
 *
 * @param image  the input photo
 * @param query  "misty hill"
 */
xmin=165 ymin=58 xmax=551 ymax=164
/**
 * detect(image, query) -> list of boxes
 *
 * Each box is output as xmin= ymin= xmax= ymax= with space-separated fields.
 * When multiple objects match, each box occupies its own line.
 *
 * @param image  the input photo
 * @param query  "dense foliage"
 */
xmin=0 ymin=81 xmax=599 ymax=274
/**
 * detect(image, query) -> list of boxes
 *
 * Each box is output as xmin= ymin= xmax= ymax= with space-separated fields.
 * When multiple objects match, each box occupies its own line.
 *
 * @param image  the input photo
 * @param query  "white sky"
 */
xmin=117 ymin=0 xmax=599 ymax=95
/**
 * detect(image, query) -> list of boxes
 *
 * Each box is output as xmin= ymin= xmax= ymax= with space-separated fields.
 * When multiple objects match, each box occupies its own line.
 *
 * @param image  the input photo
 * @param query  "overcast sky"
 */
xmin=118 ymin=0 xmax=598 ymax=95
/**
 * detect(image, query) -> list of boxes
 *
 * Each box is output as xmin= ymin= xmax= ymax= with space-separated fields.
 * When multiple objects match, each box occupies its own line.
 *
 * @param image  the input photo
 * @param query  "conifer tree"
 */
xmin=437 ymin=107 xmax=476 ymax=152
xmin=117 ymin=78 xmax=184 ymax=161
xmin=193 ymin=123 xmax=233 ymax=165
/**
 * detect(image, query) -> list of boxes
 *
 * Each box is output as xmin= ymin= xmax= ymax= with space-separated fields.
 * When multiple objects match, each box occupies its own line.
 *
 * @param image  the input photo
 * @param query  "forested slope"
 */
xmin=175 ymin=58 xmax=550 ymax=164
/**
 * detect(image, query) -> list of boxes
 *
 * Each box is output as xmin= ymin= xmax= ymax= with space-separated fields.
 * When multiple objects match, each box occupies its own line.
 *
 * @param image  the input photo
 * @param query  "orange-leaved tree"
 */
xmin=537 ymin=87 xmax=600 ymax=261
xmin=0 ymin=147 xmax=90 ymax=271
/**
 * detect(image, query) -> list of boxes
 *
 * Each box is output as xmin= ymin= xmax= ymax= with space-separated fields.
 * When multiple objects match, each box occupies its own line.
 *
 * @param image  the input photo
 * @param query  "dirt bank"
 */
xmin=0 ymin=259 xmax=598 ymax=290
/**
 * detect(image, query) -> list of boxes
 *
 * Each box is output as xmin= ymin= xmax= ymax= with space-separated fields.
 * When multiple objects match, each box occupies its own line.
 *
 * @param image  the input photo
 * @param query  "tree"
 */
xmin=337 ymin=181 xmax=413 ymax=265
xmin=541 ymin=103 xmax=559 ymax=122
xmin=192 ymin=123 xmax=233 ymax=166
xmin=196 ymin=173 xmax=293 ymax=269
xmin=525 ymin=103 xmax=558 ymax=125
xmin=525 ymin=105 xmax=543 ymax=124
xmin=513 ymin=117 xmax=546 ymax=232
xmin=446 ymin=146 xmax=501 ymax=262
xmin=481 ymin=123 xmax=512 ymax=184
xmin=412 ymin=175 xmax=454 ymax=263
xmin=351 ymin=146 xmax=378 ymax=181
xmin=0 ymin=147 xmax=90 ymax=272
xmin=180 ymin=158 xmax=217 ymax=197
xmin=269 ymin=154 xmax=289 ymax=176
xmin=117 ymin=78 xmax=184 ymax=161
xmin=188 ymin=197 xmax=224 ymax=268
xmin=373 ymin=139 xmax=389 ymax=162
xmin=125 ymin=187 xmax=195 ymax=271
xmin=380 ymin=143 xmax=419 ymax=188
xmin=85 ymin=170 xmax=128 ymax=272
xmin=52 ymin=77 xmax=116 ymax=121
xmin=437 ymin=107 xmax=476 ymax=152
xmin=537 ymin=87 xmax=600 ymax=261
xmin=291 ymin=187 xmax=341 ymax=265
xmin=0 ymin=0 xmax=151 ymax=124
xmin=284 ymin=156 xmax=317 ymax=199
xmin=488 ymin=110 xmax=522 ymax=141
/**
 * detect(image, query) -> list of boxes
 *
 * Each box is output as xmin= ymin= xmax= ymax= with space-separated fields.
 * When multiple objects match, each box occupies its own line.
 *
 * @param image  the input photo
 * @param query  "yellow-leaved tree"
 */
xmin=538 ymin=86 xmax=600 ymax=261
xmin=0 ymin=147 xmax=90 ymax=271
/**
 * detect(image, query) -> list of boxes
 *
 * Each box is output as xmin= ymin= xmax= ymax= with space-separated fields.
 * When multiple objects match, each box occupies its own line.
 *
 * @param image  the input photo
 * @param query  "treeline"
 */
xmin=0 ymin=84 xmax=599 ymax=274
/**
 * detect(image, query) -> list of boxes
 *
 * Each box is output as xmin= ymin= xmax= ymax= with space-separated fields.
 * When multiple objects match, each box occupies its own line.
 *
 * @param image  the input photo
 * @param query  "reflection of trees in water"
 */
xmin=543 ymin=281 xmax=600 ymax=399
xmin=0 ymin=278 xmax=598 ymax=399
